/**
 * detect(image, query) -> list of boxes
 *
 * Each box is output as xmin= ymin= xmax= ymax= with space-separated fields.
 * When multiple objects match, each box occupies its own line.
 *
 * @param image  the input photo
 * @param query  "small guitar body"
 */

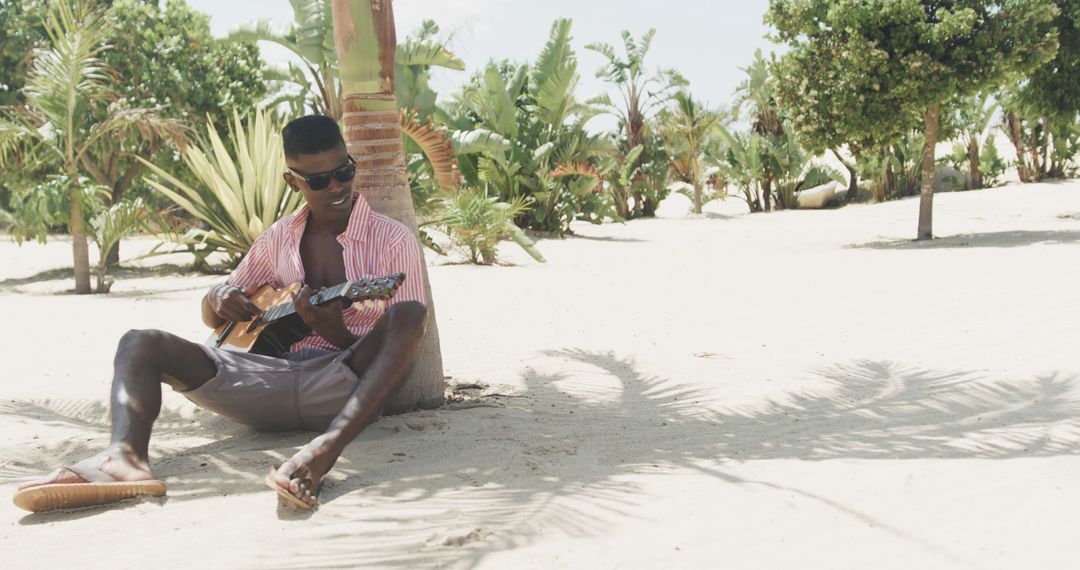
xmin=207 ymin=273 xmax=405 ymax=357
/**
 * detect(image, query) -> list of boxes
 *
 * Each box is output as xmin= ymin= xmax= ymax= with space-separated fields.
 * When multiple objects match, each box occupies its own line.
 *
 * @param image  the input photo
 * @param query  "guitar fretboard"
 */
xmin=258 ymin=283 xmax=349 ymax=326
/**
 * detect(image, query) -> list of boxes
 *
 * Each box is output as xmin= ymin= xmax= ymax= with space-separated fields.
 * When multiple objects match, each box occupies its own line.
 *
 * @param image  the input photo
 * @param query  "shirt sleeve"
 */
xmin=226 ymin=231 xmax=276 ymax=290
xmin=386 ymin=233 xmax=427 ymax=307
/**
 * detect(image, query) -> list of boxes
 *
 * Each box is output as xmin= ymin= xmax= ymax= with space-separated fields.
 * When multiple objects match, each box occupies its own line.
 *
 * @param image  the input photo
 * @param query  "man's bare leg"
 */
xmin=18 ymin=330 xmax=217 ymax=490
xmin=269 ymin=301 xmax=428 ymax=506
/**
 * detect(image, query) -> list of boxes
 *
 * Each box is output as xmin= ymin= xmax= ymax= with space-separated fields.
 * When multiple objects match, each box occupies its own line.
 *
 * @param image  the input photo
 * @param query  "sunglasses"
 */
xmin=287 ymin=155 xmax=357 ymax=191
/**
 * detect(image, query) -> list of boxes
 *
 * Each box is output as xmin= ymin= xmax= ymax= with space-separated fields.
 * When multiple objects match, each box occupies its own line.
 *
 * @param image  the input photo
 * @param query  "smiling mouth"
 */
xmin=329 ymin=195 xmax=348 ymax=206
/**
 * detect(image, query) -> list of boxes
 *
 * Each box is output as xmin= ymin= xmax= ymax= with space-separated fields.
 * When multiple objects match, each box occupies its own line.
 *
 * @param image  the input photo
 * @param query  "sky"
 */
xmin=186 ymin=0 xmax=778 ymax=122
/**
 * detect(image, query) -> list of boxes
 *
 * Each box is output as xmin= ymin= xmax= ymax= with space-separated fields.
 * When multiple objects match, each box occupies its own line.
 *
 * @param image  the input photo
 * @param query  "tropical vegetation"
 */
xmin=2 ymin=0 xmax=1080 ymax=295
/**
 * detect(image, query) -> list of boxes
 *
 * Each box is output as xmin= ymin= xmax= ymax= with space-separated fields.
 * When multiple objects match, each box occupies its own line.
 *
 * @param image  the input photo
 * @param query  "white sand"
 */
xmin=2 ymin=181 xmax=1079 ymax=569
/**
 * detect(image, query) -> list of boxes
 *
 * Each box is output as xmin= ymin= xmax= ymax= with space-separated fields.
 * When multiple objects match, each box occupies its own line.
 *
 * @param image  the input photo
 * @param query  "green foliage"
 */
xmin=657 ymin=91 xmax=722 ymax=214
xmin=1048 ymin=117 xmax=1080 ymax=177
xmin=0 ymin=0 xmax=48 ymax=107
xmin=434 ymin=189 xmax=532 ymax=264
xmin=587 ymin=29 xmax=685 ymax=218
xmin=105 ymin=0 xmax=266 ymax=129
xmin=3 ymin=175 xmax=105 ymax=245
xmin=855 ymin=132 xmax=926 ymax=201
xmin=138 ymin=109 xmax=304 ymax=267
xmin=1020 ymin=0 xmax=1080 ymax=119
xmin=948 ymin=139 xmax=1007 ymax=188
xmin=768 ymin=0 xmax=1060 ymax=156
xmin=447 ymin=20 xmax=615 ymax=234
xmin=3 ymin=174 xmax=157 ymax=291
xmin=715 ymin=127 xmax=765 ymax=211
xmin=88 ymin=196 xmax=164 ymax=292
xmin=764 ymin=128 xmax=843 ymax=209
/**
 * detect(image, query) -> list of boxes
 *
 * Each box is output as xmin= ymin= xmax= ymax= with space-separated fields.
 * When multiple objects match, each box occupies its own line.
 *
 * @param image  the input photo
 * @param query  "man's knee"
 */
xmin=116 ymin=329 xmax=172 ymax=363
xmin=386 ymin=301 xmax=428 ymax=335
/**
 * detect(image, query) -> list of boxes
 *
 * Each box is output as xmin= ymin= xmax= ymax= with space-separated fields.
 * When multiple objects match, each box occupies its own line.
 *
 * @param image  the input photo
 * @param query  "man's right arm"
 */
xmin=202 ymin=231 xmax=276 ymax=329
xmin=201 ymin=283 xmax=262 ymax=329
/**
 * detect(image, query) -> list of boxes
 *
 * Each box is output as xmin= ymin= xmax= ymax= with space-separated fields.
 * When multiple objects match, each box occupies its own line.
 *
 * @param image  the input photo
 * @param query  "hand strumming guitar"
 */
xmin=209 ymin=283 xmax=263 ymax=323
xmin=293 ymin=284 xmax=359 ymax=349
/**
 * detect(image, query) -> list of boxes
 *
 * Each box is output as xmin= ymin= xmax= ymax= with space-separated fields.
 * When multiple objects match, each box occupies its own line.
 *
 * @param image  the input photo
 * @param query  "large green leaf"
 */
xmin=139 ymin=108 xmax=303 ymax=265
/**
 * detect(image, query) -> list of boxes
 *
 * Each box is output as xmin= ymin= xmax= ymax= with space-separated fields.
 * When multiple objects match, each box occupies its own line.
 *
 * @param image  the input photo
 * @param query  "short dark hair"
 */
xmin=282 ymin=115 xmax=346 ymax=158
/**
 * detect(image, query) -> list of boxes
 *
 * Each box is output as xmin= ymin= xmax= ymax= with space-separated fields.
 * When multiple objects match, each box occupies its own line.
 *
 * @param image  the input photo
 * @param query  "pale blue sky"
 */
xmin=186 ymin=0 xmax=776 ymax=116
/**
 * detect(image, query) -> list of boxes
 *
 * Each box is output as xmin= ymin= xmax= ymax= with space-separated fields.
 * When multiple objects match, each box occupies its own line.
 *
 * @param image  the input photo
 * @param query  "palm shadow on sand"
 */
xmin=2 ymin=353 xmax=1077 ymax=567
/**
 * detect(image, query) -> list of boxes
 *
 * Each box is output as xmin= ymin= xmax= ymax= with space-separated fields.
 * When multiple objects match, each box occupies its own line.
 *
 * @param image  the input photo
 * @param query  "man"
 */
xmin=13 ymin=115 xmax=429 ymax=511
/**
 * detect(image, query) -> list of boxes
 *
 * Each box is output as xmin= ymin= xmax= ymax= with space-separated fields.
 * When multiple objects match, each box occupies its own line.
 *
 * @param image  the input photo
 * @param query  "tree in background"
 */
xmin=0 ymin=0 xmax=49 ymax=107
xmin=658 ymin=92 xmax=721 ymax=214
xmin=1 ymin=0 xmax=267 ymax=267
xmin=330 ymin=0 xmax=444 ymax=412
xmin=445 ymin=21 xmax=614 ymax=234
xmin=951 ymin=92 xmax=1000 ymax=190
xmin=0 ymin=0 xmax=182 ymax=293
xmin=769 ymin=0 xmax=1059 ymax=240
xmin=587 ymin=29 xmax=685 ymax=218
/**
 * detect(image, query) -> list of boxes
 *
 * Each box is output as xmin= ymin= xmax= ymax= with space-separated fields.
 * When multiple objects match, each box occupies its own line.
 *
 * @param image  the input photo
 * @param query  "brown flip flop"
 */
xmin=265 ymin=467 xmax=318 ymax=510
xmin=12 ymin=465 xmax=166 ymax=513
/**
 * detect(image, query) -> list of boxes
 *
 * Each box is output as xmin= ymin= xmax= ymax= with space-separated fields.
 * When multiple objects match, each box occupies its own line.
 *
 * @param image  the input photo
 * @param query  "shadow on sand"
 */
xmin=849 ymin=229 xmax=1080 ymax=250
xmin=2 ymin=353 xmax=1077 ymax=567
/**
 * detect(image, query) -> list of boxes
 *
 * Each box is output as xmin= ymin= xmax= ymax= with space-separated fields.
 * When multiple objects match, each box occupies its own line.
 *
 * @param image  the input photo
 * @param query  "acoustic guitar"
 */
xmin=208 ymin=273 xmax=405 ymax=356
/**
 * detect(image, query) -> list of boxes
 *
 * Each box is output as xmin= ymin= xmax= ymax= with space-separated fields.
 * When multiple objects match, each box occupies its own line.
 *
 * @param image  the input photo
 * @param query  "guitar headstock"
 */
xmin=342 ymin=273 xmax=405 ymax=303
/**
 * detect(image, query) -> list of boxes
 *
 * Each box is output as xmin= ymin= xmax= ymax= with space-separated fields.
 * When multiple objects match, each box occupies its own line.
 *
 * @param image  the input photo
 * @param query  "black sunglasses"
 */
xmin=288 ymin=155 xmax=356 ymax=191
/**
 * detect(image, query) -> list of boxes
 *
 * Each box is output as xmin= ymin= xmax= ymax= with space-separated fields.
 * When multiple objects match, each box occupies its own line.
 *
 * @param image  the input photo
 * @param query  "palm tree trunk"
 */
xmin=967 ymin=135 xmax=982 ymax=190
xmin=762 ymin=177 xmax=773 ymax=212
xmin=69 ymin=187 xmax=92 ymax=294
xmin=917 ymin=104 xmax=939 ymax=241
xmin=332 ymin=0 xmax=444 ymax=413
xmin=1041 ymin=117 xmax=1051 ymax=177
xmin=1005 ymin=111 xmax=1030 ymax=183
xmin=1029 ymin=126 xmax=1041 ymax=182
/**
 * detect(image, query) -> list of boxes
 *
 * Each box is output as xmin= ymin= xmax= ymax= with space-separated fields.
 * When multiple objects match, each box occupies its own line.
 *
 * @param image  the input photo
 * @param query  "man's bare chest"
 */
xmin=298 ymin=232 xmax=347 ymax=289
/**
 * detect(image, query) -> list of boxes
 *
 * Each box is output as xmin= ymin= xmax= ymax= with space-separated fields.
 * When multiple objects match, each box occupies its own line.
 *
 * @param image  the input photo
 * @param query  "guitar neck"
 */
xmin=261 ymin=283 xmax=348 ymax=325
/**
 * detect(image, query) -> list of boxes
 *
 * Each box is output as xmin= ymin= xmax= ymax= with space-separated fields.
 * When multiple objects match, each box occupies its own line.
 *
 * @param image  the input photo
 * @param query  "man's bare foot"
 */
xmin=18 ymin=443 xmax=154 ymax=490
xmin=269 ymin=438 xmax=338 ymax=508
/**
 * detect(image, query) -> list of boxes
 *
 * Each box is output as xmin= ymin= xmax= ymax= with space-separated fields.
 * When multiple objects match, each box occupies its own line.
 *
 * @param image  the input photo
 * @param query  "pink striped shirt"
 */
xmin=226 ymin=192 xmax=426 ymax=353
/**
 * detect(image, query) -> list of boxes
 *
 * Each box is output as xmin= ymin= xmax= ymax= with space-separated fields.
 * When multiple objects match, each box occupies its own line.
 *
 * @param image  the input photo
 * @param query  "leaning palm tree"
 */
xmin=331 ymin=0 xmax=444 ymax=412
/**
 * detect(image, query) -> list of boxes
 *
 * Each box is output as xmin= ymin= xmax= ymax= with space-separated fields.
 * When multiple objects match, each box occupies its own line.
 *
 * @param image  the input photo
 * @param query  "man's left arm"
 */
xmin=385 ymin=233 xmax=427 ymax=308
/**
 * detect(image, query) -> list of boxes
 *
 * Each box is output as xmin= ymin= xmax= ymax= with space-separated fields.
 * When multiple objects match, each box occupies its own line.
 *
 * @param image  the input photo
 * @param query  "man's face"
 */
xmin=283 ymin=143 xmax=355 ymax=219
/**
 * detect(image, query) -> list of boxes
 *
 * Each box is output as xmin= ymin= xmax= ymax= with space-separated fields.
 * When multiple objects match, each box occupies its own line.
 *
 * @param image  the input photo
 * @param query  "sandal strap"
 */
xmin=63 ymin=464 xmax=117 ymax=483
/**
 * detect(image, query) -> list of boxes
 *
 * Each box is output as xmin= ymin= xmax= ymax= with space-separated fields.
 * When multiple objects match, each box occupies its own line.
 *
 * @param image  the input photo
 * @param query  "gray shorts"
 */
xmin=178 ymin=339 xmax=365 ymax=432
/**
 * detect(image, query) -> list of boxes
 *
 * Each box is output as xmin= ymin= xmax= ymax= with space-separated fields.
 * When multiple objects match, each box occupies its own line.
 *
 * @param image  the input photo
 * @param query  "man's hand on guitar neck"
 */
xmin=203 ymin=283 xmax=262 ymax=327
xmin=293 ymin=284 xmax=359 ymax=350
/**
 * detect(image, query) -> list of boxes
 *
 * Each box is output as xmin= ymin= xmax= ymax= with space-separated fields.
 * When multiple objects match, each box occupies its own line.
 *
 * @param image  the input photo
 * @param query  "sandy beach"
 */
xmin=2 ymin=181 xmax=1079 ymax=569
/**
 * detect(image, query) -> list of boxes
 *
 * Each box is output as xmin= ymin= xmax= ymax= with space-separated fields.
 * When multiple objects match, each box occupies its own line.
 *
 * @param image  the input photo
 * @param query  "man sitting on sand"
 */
xmin=13 ymin=115 xmax=428 ymax=512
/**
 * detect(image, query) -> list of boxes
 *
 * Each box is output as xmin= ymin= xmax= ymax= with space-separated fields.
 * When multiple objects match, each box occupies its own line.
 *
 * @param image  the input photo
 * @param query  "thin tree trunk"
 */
xmin=69 ymin=186 xmax=92 ymax=294
xmin=1029 ymin=126 xmax=1041 ymax=182
xmin=1041 ymin=117 xmax=1051 ymax=177
xmin=333 ymin=0 xmax=445 ymax=413
xmin=967 ymin=135 xmax=982 ymax=190
xmin=917 ymin=104 xmax=939 ymax=241
xmin=762 ymin=177 xmax=773 ymax=212
xmin=1006 ymin=111 xmax=1030 ymax=183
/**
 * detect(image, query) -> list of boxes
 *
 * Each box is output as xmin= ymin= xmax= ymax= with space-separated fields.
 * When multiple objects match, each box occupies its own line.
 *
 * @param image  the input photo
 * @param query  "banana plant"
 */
xmin=715 ymin=124 xmax=766 ymax=212
xmin=447 ymin=20 xmax=614 ymax=234
xmin=761 ymin=127 xmax=842 ymax=209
